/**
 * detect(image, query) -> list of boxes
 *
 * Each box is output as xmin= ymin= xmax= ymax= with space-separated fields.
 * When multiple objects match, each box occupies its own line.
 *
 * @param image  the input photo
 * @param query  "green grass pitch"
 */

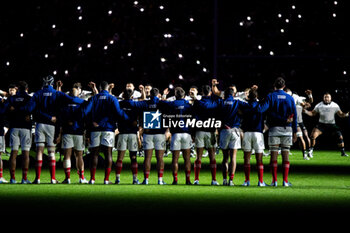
xmin=1 ymin=149 xmax=350 ymax=217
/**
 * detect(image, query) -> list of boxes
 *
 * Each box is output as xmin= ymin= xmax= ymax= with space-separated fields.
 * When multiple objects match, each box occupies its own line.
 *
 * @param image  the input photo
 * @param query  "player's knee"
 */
xmin=269 ymin=145 xmax=279 ymax=152
xmin=281 ymin=145 xmax=290 ymax=152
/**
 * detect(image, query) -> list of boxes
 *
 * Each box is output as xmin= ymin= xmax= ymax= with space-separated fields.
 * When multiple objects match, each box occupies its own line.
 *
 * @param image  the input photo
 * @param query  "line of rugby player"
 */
xmin=0 ymin=76 xmax=348 ymax=186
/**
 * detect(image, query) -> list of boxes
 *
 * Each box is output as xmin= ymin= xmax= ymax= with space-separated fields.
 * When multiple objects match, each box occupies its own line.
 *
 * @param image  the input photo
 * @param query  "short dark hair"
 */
xmin=224 ymin=88 xmax=235 ymax=98
xmin=175 ymin=87 xmax=185 ymax=99
xmin=248 ymin=89 xmax=258 ymax=102
xmin=99 ymin=81 xmax=109 ymax=90
xmin=201 ymin=85 xmax=211 ymax=96
xmin=73 ymin=82 xmax=82 ymax=89
xmin=150 ymin=88 xmax=159 ymax=97
xmin=274 ymin=77 xmax=285 ymax=89
xmin=17 ymin=81 xmax=28 ymax=91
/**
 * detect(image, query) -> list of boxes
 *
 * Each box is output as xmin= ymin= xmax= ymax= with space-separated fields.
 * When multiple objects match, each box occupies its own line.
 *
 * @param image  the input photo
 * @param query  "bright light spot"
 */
xmin=20 ymin=33 xmax=24 ymax=37
xmin=298 ymin=14 xmax=302 ymax=19
xmin=269 ymin=51 xmax=274 ymax=56
xmin=169 ymin=84 xmax=174 ymax=89
xmin=104 ymin=45 xmax=108 ymax=50
xmin=178 ymin=53 xmax=183 ymax=58
xmin=178 ymin=74 xmax=184 ymax=80
xmin=109 ymin=40 xmax=114 ymax=45
xmin=334 ymin=1 xmax=338 ymax=5
xmin=108 ymin=10 xmax=112 ymax=15
xmin=202 ymin=67 xmax=207 ymax=72
xmin=6 ymin=61 xmax=10 ymax=66
xmin=239 ymin=21 xmax=244 ymax=26
xmin=78 ymin=46 xmax=82 ymax=51
xmin=78 ymin=16 xmax=83 ymax=20
xmin=159 ymin=5 xmax=164 ymax=10
xmin=52 ymin=24 xmax=56 ymax=29
xmin=247 ymin=16 xmax=251 ymax=21
xmin=65 ymin=70 xmax=69 ymax=75
xmin=288 ymin=41 xmax=292 ymax=46
xmin=280 ymin=29 xmax=285 ymax=33
xmin=140 ymin=8 xmax=144 ymax=12
xmin=285 ymin=19 xmax=289 ymax=23
xmin=344 ymin=71 xmax=347 ymax=75
xmin=87 ymin=43 xmax=91 ymax=48
xmin=44 ymin=54 xmax=49 ymax=58
xmin=333 ymin=13 xmax=337 ymax=18
xmin=134 ymin=1 xmax=138 ymax=5
xmin=160 ymin=57 xmax=166 ymax=62
xmin=278 ymin=13 xmax=282 ymax=18
xmin=292 ymin=5 xmax=296 ymax=10
xmin=60 ymin=42 xmax=64 ymax=47
xmin=165 ymin=18 xmax=170 ymax=22
xmin=127 ymin=52 xmax=132 ymax=57
xmin=189 ymin=17 xmax=194 ymax=22
xmin=77 ymin=6 xmax=81 ymax=10
xmin=258 ymin=45 xmax=262 ymax=50
xmin=53 ymin=70 xmax=57 ymax=75
xmin=196 ymin=60 xmax=201 ymax=65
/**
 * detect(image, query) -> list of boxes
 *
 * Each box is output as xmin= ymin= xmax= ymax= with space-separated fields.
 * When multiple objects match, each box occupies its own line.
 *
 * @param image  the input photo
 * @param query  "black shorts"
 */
xmin=315 ymin=123 xmax=342 ymax=137
xmin=298 ymin=122 xmax=307 ymax=131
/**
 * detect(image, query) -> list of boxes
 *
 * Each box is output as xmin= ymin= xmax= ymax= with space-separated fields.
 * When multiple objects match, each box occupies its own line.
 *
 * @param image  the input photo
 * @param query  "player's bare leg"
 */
xmin=74 ymin=149 xmax=86 ymax=182
xmin=0 ymin=152 xmax=7 ymax=183
xmin=130 ymin=151 xmax=139 ymax=184
xmin=194 ymin=147 xmax=204 ymax=184
xmin=221 ymin=149 xmax=229 ymax=185
xmin=33 ymin=145 xmax=44 ymax=183
xmin=171 ymin=150 xmax=180 ymax=184
xmin=115 ymin=150 xmax=126 ymax=184
xmin=182 ymin=148 xmax=192 ymax=185
xmin=243 ymin=151 xmax=251 ymax=186
xmin=309 ymin=128 xmax=322 ymax=158
xmin=9 ymin=150 xmax=19 ymax=183
xmin=89 ymin=146 xmax=100 ymax=183
xmin=62 ymin=148 xmax=72 ymax=183
xmin=143 ymin=149 xmax=153 ymax=184
xmin=228 ymin=149 xmax=237 ymax=186
xmin=155 ymin=149 xmax=165 ymax=184
xmin=21 ymin=150 xmax=30 ymax=183
xmin=101 ymin=145 xmax=113 ymax=184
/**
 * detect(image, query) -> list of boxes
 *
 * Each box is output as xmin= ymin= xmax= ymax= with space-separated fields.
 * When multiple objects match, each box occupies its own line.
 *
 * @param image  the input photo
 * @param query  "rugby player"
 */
xmin=254 ymin=77 xmax=297 ymax=187
xmin=6 ymin=81 xmax=32 ymax=184
xmin=303 ymin=92 xmax=349 ymax=157
xmin=81 ymin=81 xmax=129 ymax=184
xmin=0 ymin=95 xmax=8 ymax=183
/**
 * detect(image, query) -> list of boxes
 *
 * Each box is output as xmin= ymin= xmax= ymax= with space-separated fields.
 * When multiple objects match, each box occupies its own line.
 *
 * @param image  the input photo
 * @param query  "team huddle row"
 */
xmin=0 ymin=76 xmax=348 ymax=186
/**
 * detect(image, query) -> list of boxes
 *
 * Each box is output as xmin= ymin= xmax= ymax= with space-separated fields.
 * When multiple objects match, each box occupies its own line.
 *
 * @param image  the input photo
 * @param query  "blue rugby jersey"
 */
xmin=6 ymin=90 xmax=32 ymax=130
xmin=241 ymin=100 xmax=265 ymax=133
xmin=255 ymin=89 xmax=297 ymax=132
xmin=217 ymin=95 xmax=250 ymax=129
xmin=23 ymin=85 xmax=82 ymax=126
xmin=59 ymin=96 xmax=85 ymax=135
xmin=192 ymin=95 xmax=220 ymax=132
xmin=81 ymin=90 xmax=129 ymax=132
xmin=118 ymin=99 xmax=140 ymax=134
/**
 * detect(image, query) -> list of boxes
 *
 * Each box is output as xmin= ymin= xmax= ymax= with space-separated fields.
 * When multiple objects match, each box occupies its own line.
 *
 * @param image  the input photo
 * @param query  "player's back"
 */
xmin=7 ymin=90 xmax=32 ymax=129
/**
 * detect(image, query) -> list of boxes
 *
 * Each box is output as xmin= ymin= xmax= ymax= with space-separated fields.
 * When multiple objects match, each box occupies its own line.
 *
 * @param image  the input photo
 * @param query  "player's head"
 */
xmin=228 ymin=84 xmax=237 ymax=95
xmin=99 ymin=81 xmax=109 ymax=91
xmin=43 ymin=75 xmax=54 ymax=87
xmin=189 ymin=85 xmax=198 ymax=98
xmin=224 ymin=87 xmax=235 ymax=99
xmin=201 ymin=85 xmax=212 ymax=96
xmin=273 ymin=77 xmax=286 ymax=90
xmin=150 ymin=88 xmax=159 ymax=97
xmin=73 ymin=82 xmax=82 ymax=94
xmin=175 ymin=87 xmax=185 ymax=100
xmin=8 ymin=83 xmax=17 ymax=96
xmin=122 ymin=88 xmax=133 ymax=100
xmin=323 ymin=92 xmax=332 ymax=104
xmin=244 ymin=88 xmax=250 ymax=99
xmin=145 ymin=83 xmax=153 ymax=96
xmin=248 ymin=89 xmax=258 ymax=102
xmin=17 ymin=81 xmax=28 ymax=92
xmin=126 ymin=82 xmax=135 ymax=91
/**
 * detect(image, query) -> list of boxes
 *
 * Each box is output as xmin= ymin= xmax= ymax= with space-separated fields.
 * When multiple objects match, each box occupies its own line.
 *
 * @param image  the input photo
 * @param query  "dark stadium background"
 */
xmin=1 ymin=0 xmax=350 ymax=149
